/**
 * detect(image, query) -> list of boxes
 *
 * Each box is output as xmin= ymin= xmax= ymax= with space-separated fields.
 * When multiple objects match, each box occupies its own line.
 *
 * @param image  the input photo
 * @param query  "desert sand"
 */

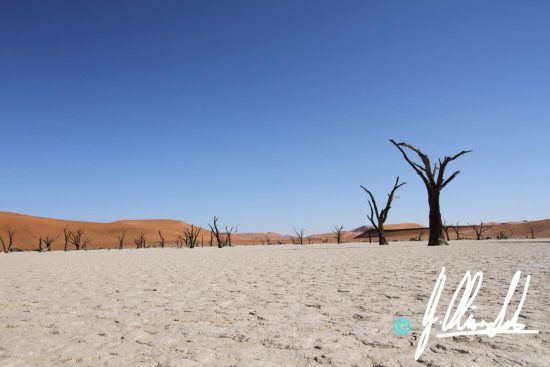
xmin=0 ymin=240 xmax=548 ymax=366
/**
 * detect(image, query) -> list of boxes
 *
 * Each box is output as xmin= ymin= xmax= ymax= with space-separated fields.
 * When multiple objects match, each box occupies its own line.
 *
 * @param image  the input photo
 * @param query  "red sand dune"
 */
xmin=0 ymin=211 xmax=548 ymax=251
xmin=0 ymin=211 xmax=248 ymax=250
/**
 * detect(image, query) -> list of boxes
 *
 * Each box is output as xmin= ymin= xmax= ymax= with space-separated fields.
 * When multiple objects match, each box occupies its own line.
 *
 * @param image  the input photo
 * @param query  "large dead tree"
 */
xmin=390 ymin=139 xmax=472 ymax=246
xmin=333 ymin=225 xmax=344 ymax=244
xmin=0 ymin=227 xmax=15 ymax=253
xmin=43 ymin=235 xmax=59 ymax=251
xmin=293 ymin=227 xmax=305 ymax=245
xmin=361 ymin=177 xmax=406 ymax=245
xmin=264 ymin=235 xmax=272 ymax=246
xmin=117 ymin=231 xmax=126 ymax=250
xmin=183 ymin=225 xmax=202 ymax=248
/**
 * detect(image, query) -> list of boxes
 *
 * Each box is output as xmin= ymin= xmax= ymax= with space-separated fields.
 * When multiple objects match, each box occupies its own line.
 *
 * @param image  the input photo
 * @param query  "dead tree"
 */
xmin=209 ymin=231 xmax=213 ymax=247
xmin=68 ymin=229 xmax=85 ymax=250
xmin=63 ymin=227 xmax=72 ymax=251
xmin=43 ymin=235 xmax=59 ymax=251
xmin=117 ymin=231 xmax=126 ymax=250
xmin=443 ymin=220 xmax=451 ymax=241
xmin=495 ymin=230 xmax=513 ymax=240
xmin=361 ymin=177 xmax=406 ymax=245
xmin=183 ymin=225 xmax=202 ymax=248
xmin=333 ymin=225 xmax=344 ymax=244
xmin=158 ymin=230 xmax=165 ymax=248
xmin=0 ymin=227 xmax=15 ymax=253
xmin=176 ymin=234 xmax=185 ymax=248
xmin=82 ymin=237 xmax=90 ymax=250
xmin=265 ymin=235 xmax=272 ymax=246
xmin=208 ymin=216 xmax=224 ymax=248
xmin=134 ymin=232 xmax=147 ymax=248
xmin=451 ymin=221 xmax=461 ymax=240
xmin=223 ymin=226 xmax=236 ymax=247
xmin=471 ymin=222 xmax=491 ymax=240
xmin=293 ymin=228 xmax=305 ymax=245
xmin=37 ymin=237 xmax=43 ymax=252
xmin=390 ymin=139 xmax=472 ymax=246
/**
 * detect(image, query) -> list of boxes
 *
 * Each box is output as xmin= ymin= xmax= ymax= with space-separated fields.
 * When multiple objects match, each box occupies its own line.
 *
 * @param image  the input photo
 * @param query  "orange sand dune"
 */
xmin=0 ymin=212 xmax=250 ymax=250
xmin=1 ymin=211 xmax=549 ymax=250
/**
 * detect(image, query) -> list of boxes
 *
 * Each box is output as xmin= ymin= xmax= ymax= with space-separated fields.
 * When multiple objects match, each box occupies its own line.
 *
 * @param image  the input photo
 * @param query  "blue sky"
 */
xmin=1 ymin=1 xmax=549 ymax=234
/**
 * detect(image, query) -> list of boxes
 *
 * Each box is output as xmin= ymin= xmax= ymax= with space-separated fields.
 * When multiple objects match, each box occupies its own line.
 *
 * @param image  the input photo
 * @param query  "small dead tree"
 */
xmin=183 ymin=225 xmax=202 ymax=248
xmin=43 ymin=235 xmax=59 ymax=251
xmin=176 ymin=234 xmax=185 ymax=248
xmin=223 ymin=226 xmax=237 ymax=247
xmin=117 ymin=231 xmax=126 ymax=250
xmin=63 ymin=227 xmax=72 ymax=252
xmin=333 ymin=225 xmax=344 ymax=244
xmin=265 ymin=235 xmax=272 ymax=246
xmin=0 ymin=227 xmax=15 ymax=253
xmin=158 ymin=230 xmax=165 ymax=248
xmin=68 ymin=229 xmax=85 ymax=250
xmin=390 ymin=139 xmax=472 ymax=246
xmin=495 ymin=230 xmax=513 ymax=240
xmin=293 ymin=227 xmax=305 ymax=245
xmin=134 ymin=232 xmax=147 ymax=248
xmin=471 ymin=222 xmax=491 ymax=240
xmin=361 ymin=177 xmax=406 ymax=245
xmin=82 ymin=237 xmax=90 ymax=250
xmin=451 ymin=221 xmax=461 ymax=240
xmin=208 ymin=216 xmax=224 ymax=248
xmin=443 ymin=220 xmax=451 ymax=241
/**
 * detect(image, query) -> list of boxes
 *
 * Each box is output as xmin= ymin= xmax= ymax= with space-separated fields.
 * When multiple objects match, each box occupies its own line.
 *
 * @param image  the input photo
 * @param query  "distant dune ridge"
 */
xmin=0 ymin=211 xmax=548 ymax=251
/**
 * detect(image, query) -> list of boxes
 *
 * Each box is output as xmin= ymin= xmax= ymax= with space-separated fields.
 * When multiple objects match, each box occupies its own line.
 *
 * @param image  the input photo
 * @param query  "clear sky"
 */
xmin=1 ymin=1 xmax=549 ymax=234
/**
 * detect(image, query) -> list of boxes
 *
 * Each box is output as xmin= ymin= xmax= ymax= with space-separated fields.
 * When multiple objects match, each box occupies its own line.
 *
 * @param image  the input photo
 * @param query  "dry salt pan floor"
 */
xmin=0 ymin=240 xmax=549 ymax=367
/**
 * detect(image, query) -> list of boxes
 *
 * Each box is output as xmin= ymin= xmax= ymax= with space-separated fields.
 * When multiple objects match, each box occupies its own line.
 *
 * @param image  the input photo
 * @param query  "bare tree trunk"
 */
xmin=377 ymin=223 xmax=388 ymax=245
xmin=428 ymin=191 xmax=447 ymax=246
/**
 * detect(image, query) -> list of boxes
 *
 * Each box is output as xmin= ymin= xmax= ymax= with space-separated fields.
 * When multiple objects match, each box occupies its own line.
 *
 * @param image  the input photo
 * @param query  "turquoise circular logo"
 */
xmin=393 ymin=317 xmax=412 ymax=336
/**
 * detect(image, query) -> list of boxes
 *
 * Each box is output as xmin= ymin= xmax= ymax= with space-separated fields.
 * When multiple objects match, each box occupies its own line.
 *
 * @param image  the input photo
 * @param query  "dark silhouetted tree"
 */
xmin=293 ymin=227 xmax=305 ymax=245
xmin=134 ymin=232 xmax=147 ymax=248
xmin=183 ymin=225 xmax=202 ymax=248
xmin=333 ymin=225 xmax=344 ymax=244
xmin=361 ymin=177 xmax=406 ymax=245
xmin=43 ymin=235 xmax=59 ymax=251
xmin=390 ymin=139 xmax=472 ymax=246
xmin=471 ymin=221 xmax=491 ymax=240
